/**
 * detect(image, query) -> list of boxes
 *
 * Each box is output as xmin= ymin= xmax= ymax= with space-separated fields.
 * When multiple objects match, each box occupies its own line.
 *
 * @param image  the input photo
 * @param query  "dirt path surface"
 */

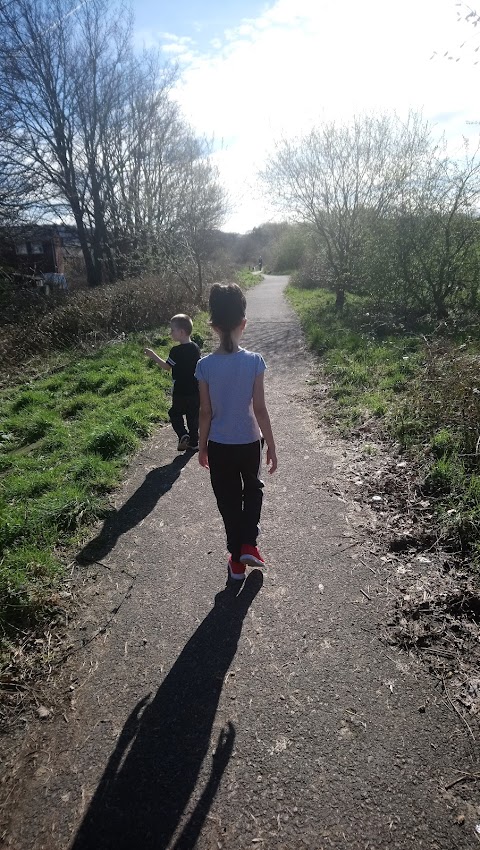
xmin=2 ymin=275 xmax=478 ymax=849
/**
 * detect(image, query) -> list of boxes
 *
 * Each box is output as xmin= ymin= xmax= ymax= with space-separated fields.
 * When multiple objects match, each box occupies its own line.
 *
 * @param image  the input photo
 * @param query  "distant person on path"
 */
xmin=195 ymin=283 xmax=277 ymax=581
xmin=145 ymin=314 xmax=201 ymax=452
xmin=257 ymin=256 xmax=263 ymax=271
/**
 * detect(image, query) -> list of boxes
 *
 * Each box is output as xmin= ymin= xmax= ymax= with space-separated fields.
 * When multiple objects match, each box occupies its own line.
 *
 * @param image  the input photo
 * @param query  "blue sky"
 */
xmin=132 ymin=0 xmax=480 ymax=233
xmin=134 ymin=0 xmax=269 ymax=51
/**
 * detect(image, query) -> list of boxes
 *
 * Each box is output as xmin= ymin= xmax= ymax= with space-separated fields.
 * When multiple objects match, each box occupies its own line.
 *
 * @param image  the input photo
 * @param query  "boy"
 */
xmin=145 ymin=314 xmax=201 ymax=451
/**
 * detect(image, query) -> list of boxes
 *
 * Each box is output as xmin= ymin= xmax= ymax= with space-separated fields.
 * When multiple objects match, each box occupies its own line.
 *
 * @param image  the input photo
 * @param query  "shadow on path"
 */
xmin=77 ymin=453 xmax=193 ymax=564
xmin=70 ymin=570 xmax=263 ymax=850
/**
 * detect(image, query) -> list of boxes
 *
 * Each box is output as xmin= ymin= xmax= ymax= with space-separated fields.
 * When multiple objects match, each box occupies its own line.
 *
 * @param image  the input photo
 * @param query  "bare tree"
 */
xmin=68 ymin=0 xmax=135 ymax=284
xmin=0 ymin=119 xmax=38 ymax=231
xmin=99 ymin=78 xmax=227 ymax=293
xmin=0 ymin=0 xmax=104 ymax=285
xmin=391 ymin=142 xmax=480 ymax=317
xmin=163 ymin=142 xmax=228 ymax=298
xmin=260 ymin=112 xmax=432 ymax=308
xmin=0 ymin=0 xmax=228 ymax=291
xmin=99 ymin=61 xmax=189 ymax=277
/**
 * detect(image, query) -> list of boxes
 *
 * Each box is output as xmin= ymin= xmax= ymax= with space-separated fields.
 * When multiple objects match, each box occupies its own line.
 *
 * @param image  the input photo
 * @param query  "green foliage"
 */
xmin=431 ymin=428 xmax=459 ymax=458
xmin=287 ymin=286 xmax=422 ymax=431
xmin=85 ymin=426 xmax=138 ymax=459
xmin=121 ymin=404 xmax=156 ymax=437
xmin=7 ymin=411 xmax=56 ymax=446
xmin=269 ymin=226 xmax=306 ymax=273
xmin=262 ymin=114 xmax=480 ymax=317
xmin=424 ymin=458 xmax=463 ymax=495
xmin=191 ymin=332 xmax=204 ymax=348
xmin=0 ymin=547 xmax=61 ymax=625
xmin=72 ymin=372 xmax=106 ymax=393
xmin=98 ymin=371 xmax=137 ymax=396
xmin=287 ymin=284 xmax=480 ymax=567
xmin=0 ymin=315 xmax=206 ymax=641
xmin=60 ymin=393 xmax=100 ymax=419
xmin=70 ymin=454 xmax=121 ymax=492
xmin=235 ymin=268 xmax=261 ymax=289
xmin=10 ymin=389 xmax=51 ymax=413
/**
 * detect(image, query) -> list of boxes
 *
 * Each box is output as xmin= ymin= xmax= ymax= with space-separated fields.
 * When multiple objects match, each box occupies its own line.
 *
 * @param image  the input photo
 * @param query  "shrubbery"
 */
xmin=287 ymin=285 xmax=480 ymax=568
xmin=0 ymin=274 xmax=196 ymax=371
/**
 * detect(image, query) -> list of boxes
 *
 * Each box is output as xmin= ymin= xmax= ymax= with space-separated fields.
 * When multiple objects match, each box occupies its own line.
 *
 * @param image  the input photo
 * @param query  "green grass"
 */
xmin=235 ymin=268 xmax=263 ymax=290
xmin=286 ymin=286 xmax=480 ymax=570
xmin=0 ymin=313 xmax=210 ymax=644
xmin=287 ymin=287 xmax=422 ymax=433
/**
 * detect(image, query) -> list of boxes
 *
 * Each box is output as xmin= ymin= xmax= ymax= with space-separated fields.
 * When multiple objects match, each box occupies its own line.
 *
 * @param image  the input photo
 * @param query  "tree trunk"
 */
xmin=434 ymin=300 xmax=448 ymax=320
xmin=195 ymin=253 xmax=203 ymax=300
xmin=335 ymin=287 xmax=345 ymax=311
xmin=70 ymin=200 xmax=98 ymax=287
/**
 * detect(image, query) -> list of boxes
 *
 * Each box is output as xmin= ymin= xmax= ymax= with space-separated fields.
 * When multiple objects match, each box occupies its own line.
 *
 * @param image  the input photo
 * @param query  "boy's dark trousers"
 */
xmin=207 ymin=440 xmax=264 ymax=563
xmin=169 ymin=391 xmax=199 ymax=445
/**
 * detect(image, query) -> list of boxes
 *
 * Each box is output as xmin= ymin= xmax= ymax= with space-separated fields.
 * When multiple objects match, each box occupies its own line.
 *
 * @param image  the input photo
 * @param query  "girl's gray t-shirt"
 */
xmin=195 ymin=348 xmax=266 ymax=444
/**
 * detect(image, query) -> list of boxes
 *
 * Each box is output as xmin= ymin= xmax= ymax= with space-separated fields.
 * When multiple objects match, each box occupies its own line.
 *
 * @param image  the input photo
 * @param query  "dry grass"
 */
xmin=0 ymin=274 xmax=197 ymax=373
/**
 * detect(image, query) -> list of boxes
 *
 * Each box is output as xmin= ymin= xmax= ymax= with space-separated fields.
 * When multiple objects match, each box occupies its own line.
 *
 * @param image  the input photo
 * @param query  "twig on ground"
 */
xmin=424 ymin=648 xmax=455 ymax=658
xmin=442 ymin=676 xmax=476 ymax=743
xmin=445 ymin=772 xmax=480 ymax=790
xmin=332 ymin=540 xmax=364 ymax=556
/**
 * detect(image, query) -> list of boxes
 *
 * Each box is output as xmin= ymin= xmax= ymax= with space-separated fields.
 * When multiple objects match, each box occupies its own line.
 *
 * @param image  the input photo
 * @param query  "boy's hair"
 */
xmin=209 ymin=283 xmax=246 ymax=353
xmin=170 ymin=313 xmax=193 ymax=335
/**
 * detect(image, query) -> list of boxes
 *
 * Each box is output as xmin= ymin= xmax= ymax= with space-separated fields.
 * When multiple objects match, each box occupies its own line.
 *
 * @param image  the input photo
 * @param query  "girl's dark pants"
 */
xmin=208 ymin=440 xmax=264 ymax=563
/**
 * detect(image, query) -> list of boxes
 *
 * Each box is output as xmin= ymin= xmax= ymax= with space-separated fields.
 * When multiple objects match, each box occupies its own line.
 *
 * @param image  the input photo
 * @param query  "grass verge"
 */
xmin=0 ymin=314 xmax=210 ymax=653
xmin=235 ymin=268 xmax=263 ymax=289
xmin=286 ymin=286 xmax=480 ymax=572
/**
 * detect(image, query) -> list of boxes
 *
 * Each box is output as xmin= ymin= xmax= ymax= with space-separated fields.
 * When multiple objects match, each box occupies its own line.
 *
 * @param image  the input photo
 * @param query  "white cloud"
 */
xmin=156 ymin=32 xmax=196 ymax=61
xmin=162 ymin=0 xmax=480 ymax=231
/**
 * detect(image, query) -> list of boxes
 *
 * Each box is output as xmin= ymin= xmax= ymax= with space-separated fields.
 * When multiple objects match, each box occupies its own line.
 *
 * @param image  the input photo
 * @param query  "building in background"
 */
xmin=0 ymin=224 xmax=83 ymax=290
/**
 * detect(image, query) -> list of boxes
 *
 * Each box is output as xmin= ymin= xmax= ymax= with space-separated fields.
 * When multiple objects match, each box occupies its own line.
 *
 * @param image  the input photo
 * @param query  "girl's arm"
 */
xmin=144 ymin=348 xmax=171 ymax=371
xmin=252 ymin=373 xmax=277 ymax=474
xmin=198 ymin=380 xmax=212 ymax=469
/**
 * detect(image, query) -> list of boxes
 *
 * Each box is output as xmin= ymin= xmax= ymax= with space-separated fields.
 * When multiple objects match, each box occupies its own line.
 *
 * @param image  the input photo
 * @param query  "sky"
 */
xmin=133 ymin=0 xmax=480 ymax=233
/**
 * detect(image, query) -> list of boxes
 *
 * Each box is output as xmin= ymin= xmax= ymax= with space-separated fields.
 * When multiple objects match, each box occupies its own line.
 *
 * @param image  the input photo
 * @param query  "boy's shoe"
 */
xmin=239 ymin=544 xmax=265 ymax=568
xmin=186 ymin=441 xmax=199 ymax=452
xmin=228 ymin=556 xmax=246 ymax=581
xmin=177 ymin=434 xmax=189 ymax=451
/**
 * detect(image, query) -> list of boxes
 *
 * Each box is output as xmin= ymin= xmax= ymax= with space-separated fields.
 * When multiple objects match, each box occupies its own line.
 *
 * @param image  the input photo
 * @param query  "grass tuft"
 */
xmin=85 ymin=425 xmax=139 ymax=460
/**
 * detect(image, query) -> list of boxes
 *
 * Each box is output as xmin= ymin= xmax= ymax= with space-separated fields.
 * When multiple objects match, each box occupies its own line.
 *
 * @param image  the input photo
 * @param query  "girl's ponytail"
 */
xmin=221 ymin=329 xmax=234 ymax=353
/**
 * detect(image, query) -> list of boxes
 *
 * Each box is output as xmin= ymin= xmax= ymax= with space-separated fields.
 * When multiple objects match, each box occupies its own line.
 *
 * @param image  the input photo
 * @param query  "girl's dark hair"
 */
xmin=209 ymin=283 xmax=246 ymax=353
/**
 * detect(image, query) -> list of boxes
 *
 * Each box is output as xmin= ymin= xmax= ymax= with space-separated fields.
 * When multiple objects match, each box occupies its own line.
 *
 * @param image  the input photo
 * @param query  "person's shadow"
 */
xmin=77 ymin=454 xmax=193 ymax=565
xmin=70 ymin=571 xmax=263 ymax=850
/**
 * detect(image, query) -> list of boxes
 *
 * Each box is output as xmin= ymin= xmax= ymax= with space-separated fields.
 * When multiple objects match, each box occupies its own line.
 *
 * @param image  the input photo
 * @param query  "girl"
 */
xmin=195 ymin=283 xmax=277 ymax=581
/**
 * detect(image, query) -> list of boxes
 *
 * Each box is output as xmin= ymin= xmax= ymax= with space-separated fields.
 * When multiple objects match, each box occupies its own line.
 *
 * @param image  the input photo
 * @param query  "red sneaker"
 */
xmin=239 ymin=544 xmax=265 ymax=568
xmin=228 ymin=556 xmax=246 ymax=581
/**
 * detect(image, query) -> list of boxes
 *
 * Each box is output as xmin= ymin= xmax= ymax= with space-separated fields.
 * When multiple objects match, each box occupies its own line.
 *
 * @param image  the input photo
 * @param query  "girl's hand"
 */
xmin=144 ymin=348 xmax=155 ymax=359
xmin=198 ymin=448 xmax=209 ymax=469
xmin=266 ymin=446 xmax=277 ymax=474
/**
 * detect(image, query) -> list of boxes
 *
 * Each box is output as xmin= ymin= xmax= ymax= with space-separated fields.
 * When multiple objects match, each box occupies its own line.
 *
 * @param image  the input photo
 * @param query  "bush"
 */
xmin=0 ymin=274 xmax=197 ymax=372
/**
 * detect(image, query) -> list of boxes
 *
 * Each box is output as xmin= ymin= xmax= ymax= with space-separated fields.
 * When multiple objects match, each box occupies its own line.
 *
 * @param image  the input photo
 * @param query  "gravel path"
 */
xmin=3 ymin=275 xmax=477 ymax=849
